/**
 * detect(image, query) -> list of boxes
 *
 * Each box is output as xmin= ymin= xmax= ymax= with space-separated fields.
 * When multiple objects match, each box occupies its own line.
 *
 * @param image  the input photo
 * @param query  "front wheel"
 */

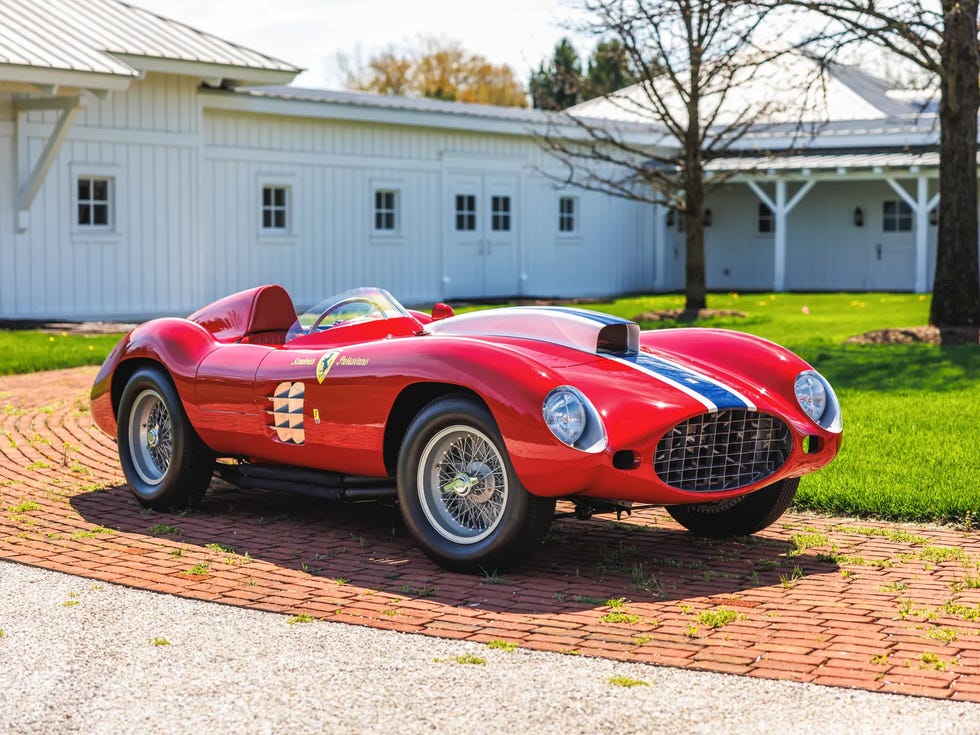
xmin=117 ymin=366 xmax=215 ymax=510
xmin=666 ymin=477 xmax=800 ymax=538
xmin=397 ymin=395 xmax=555 ymax=573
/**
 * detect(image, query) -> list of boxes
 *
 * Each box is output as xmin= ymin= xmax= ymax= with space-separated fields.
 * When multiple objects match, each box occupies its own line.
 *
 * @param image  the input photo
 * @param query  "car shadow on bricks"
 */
xmin=63 ymin=481 xmax=832 ymax=616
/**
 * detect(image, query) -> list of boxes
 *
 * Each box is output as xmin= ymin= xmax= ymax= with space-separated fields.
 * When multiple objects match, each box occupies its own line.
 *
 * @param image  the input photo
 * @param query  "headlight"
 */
xmin=794 ymin=370 xmax=842 ymax=432
xmin=794 ymin=371 xmax=826 ymax=422
xmin=542 ymin=386 xmax=607 ymax=452
xmin=543 ymin=387 xmax=586 ymax=445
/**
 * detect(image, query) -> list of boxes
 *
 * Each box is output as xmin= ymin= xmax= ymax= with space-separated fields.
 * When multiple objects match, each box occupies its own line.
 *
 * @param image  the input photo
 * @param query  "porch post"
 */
xmin=774 ymin=180 xmax=787 ymax=291
xmin=747 ymin=179 xmax=815 ymax=292
xmin=887 ymin=175 xmax=939 ymax=294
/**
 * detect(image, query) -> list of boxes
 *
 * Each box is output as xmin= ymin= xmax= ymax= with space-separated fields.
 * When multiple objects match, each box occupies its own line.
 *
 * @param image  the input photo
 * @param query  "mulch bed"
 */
xmin=846 ymin=326 xmax=980 ymax=346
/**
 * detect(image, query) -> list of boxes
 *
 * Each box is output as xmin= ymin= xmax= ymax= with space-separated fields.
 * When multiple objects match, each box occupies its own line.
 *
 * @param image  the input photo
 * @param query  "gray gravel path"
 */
xmin=0 ymin=560 xmax=977 ymax=735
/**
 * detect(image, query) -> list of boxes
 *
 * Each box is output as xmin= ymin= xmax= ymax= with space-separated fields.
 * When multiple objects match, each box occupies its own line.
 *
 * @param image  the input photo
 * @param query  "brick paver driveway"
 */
xmin=3 ymin=367 xmax=980 ymax=701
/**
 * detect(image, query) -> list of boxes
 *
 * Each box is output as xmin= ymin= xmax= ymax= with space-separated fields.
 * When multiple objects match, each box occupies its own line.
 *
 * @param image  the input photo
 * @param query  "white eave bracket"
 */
xmin=14 ymin=95 xmax=87 ymax=233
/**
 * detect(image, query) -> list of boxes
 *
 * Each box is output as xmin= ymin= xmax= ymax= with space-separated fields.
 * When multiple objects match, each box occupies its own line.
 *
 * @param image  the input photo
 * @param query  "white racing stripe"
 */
xmin=608 ymin=352 xmax=757 ymax=413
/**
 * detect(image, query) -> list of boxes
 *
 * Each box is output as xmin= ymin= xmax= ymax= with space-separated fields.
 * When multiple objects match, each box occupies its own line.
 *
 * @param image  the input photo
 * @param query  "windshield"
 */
xmin=285 ymin=287 xmax=411 ymax=341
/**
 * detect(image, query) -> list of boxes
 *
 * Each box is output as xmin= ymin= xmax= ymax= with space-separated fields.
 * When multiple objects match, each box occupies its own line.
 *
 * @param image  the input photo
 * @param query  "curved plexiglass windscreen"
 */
xmin=285 ymin=287 xmax=411 ymax=341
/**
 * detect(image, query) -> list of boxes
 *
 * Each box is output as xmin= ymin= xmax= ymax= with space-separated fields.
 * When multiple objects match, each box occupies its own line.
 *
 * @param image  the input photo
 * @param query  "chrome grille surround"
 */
xmin=654 ymin=410 xmax=792 ymax=492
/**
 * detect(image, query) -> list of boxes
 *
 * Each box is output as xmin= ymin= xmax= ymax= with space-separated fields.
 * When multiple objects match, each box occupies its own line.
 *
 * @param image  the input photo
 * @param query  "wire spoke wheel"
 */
xmin=127 ymin=388 xmax=174 ymax=487
xmin=398 ymin=395 xmax=555 ymax=572
xmin=418 ymin=424 xmax=508 ymax=544
xmin=117 ymin=367 xmax=215 ymax=510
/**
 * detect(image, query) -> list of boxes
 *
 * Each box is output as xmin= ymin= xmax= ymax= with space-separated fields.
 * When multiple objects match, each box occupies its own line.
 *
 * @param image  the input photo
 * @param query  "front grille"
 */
xmin=654 ymin=410 xmax=792 ymax=492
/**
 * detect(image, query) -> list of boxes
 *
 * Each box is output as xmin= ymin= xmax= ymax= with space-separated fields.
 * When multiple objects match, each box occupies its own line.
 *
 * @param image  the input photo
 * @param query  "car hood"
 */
xmin=428 ymin=307 xmax=813 ymax=421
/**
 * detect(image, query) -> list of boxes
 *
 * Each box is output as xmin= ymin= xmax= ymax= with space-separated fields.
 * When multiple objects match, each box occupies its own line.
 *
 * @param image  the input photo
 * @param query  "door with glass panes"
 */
xmin=445 ymin=174 xmax=519 ymax=298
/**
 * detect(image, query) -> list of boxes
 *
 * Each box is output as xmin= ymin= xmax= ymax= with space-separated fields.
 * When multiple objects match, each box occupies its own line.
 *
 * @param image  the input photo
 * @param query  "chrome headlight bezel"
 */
xmin=794 ymin=370 xmax=842 ymax=432
xmin=542 ymin=386 xmax=607 ymax=453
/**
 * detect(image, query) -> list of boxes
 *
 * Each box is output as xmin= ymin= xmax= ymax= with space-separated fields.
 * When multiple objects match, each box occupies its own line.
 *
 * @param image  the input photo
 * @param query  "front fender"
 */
xmin=90 ymin=319 xmax=220 ymax=435
xmin=642 ymin=328 xmax=817 ymax=408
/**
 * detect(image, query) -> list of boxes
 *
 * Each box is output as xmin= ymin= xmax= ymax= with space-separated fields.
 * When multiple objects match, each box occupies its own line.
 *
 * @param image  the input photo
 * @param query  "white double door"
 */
xmin=445 ymin=174 xmax=520 ymax=299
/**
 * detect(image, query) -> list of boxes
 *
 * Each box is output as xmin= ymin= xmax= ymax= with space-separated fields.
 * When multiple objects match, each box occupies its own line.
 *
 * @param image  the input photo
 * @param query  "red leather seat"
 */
xmin=189 ymin=284 xmax=297 ymax=344
xmin=239 ymin=285 xmax=296 ymax=345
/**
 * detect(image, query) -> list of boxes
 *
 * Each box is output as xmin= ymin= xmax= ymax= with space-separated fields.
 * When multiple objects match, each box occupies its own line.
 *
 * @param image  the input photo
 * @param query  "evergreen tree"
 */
xmin=529 ymin=38 xmax=583 ymax=110
xmin=583 ymin=39 xmax=638 ymax=99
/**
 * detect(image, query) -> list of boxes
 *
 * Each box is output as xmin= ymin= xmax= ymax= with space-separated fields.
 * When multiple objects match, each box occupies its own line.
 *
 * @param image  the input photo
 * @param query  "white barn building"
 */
xmin=0 ymin=0 xmax=962 ymax=320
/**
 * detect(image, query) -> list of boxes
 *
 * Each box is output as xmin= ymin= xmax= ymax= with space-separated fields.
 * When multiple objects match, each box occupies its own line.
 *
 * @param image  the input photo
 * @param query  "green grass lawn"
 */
xmin=0 ymin=331 xmax=123 ymax=376
xmin=1 ymin=292 xmax=977 ymax=524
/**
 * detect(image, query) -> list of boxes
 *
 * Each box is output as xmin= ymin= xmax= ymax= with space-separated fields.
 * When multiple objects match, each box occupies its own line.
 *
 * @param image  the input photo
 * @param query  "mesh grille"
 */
xmin=654 ymin=410 xmax=792 ymax=492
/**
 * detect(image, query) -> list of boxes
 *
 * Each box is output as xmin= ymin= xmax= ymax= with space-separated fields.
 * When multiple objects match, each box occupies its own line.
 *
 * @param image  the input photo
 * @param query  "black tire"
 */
xmin=397 ymin=395 xmax=555 ymax=574
xmin=666 ymin=477 xmax=800 ymax=538
xmin=116 ymin=366 xmax=215 ymax=510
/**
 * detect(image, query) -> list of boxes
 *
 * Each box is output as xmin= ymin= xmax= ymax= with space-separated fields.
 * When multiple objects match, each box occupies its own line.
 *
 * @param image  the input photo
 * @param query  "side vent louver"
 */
xmin=268 ymin=381 xmax=305 ymax=444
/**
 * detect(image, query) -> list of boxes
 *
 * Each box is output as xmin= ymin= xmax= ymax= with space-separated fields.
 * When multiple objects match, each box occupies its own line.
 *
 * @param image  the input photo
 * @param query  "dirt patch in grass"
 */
xmin=845 ymin=326 xmax=980 ymax=346
xmin=632 ymin=309 xmax=747 ymax=323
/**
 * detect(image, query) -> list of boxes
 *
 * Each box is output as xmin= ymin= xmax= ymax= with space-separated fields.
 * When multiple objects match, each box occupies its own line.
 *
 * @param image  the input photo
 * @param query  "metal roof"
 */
xmin=233 ymin=85 xmax=552 ymax=124
xmin=705 ymin=150 xmax=942 ymax=173
xmin=0 ymin=0 xmax=300 ymax=87
xmin=569 ymin=48 xmax=933 ymax=134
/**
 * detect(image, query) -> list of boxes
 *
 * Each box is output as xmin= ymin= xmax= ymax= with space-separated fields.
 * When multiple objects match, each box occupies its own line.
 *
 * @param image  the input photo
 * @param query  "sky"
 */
xmin=134 ymin=0 xmax=587 ymax=90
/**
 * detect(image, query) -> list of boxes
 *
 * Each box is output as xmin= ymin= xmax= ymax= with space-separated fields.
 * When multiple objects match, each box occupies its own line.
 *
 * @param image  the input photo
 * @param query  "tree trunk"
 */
xmin=930 ymin=0 xmax=980 ymax=330
xmin=683 ymin=154 xmax=707 ymax=312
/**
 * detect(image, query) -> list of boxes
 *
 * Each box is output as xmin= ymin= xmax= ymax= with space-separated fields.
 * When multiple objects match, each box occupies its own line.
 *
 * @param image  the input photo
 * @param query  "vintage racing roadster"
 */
xmin=91 ymin=285 xmax=842 ymax=572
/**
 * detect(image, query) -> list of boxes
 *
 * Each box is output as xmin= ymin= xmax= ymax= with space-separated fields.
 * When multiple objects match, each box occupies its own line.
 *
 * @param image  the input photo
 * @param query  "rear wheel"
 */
xmin=397 ymin=395 xmax=554 ymax=573
xmin=666 ymin=477 xmax=800 ymax=538
xmin=117 ymin=367 xmax=215 ymax=510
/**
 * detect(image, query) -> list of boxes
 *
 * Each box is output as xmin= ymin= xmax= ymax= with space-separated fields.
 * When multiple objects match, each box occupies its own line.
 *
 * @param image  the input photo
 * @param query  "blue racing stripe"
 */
xmin=625 ymin=353 xmax=750 ymax=410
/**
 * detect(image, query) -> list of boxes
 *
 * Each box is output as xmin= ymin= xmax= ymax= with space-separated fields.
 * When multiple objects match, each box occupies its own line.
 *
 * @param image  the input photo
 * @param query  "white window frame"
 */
xmin=558 ymin=195 xmax=578 ymax=235
xmin=757 ymin=202 xmax=775 ymax=235
xmin=490 ymin=194 xmax=512 ymax=232
xmin=370 ymin=179 xmax=405 ymax=245
xmin=882 ymin=199 xmax=913 ymax=232
xmin=70 ymin=163 xmax=123 ymax=242
xmin=373 ymin=188 xmax=400 ymax=235
xmin=455 ymin=193 xmax=477 ymax=232
xmin=261 ymin=184 xmax=290 ymax=233
xmin=257 ymin=175 xmax=296 ymax=242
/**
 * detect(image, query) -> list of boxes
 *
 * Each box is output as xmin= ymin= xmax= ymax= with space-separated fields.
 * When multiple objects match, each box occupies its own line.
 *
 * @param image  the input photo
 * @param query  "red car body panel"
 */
xmin=91 ymin=285 xmax=841 ymax=507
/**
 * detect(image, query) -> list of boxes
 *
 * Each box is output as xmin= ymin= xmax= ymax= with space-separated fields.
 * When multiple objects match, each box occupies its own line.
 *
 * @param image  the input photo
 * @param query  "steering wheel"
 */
xmin=309 ymin=297 xmax=386 ymax=332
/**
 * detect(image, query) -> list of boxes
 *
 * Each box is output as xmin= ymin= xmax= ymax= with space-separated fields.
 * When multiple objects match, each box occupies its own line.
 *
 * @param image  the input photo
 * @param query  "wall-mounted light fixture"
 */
xmin=853 ymin=206 xmax=864 ymax=227
xmin=703 ymin=208 xmax=713 ymax=227
xmin=929 ymin=208 xmax=938 ymax=226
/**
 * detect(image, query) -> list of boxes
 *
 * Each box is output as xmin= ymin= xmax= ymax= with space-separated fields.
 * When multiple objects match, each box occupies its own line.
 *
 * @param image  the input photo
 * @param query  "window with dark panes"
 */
xmin=491 ymin=195 xmax=511 ymax=231
xmin=559 ymin=196 xmax=576 ymax=232
xmin=882 ymin=200 xmax=913 ymax=232
xmin=262 ymin=185 xmax=289 ymax=231
xmin=374 ymin=190 xmax=398 ymax=231
xmin=758 ymin=203 xmax=774 ymax=234
xmin=455 ymin=194 xmax=476 ymax=231
xmin=77 ymin=177 xmax=111 ymax=228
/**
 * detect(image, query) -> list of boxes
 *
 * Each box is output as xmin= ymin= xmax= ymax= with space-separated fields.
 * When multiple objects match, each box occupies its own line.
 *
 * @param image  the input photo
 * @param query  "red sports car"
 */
xmin=91 ymin=285 xmax=842 ymax=572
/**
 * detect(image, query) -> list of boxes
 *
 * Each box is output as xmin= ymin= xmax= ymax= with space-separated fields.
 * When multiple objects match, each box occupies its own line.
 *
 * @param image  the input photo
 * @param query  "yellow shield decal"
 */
xmin=315 ymin=351 xmax=340 ymax=384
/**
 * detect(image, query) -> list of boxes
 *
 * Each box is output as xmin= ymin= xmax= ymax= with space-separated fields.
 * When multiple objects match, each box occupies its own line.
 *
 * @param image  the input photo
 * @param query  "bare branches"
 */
xmin=536 ymin=0 xmax=817 ymax=203
xmin=533 ymin=0 xmax=815 ymax=309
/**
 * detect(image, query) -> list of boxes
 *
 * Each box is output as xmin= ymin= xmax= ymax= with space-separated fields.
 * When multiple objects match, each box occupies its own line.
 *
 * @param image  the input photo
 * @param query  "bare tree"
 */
xmin=536 ymin=0 xmax=805 ymax=311
xmin=781 ymin=0 xmax=980 ymax=331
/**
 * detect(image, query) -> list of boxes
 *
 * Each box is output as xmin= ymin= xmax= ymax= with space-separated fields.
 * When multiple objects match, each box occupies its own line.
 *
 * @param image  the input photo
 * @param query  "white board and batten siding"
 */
xmin=1 ymin=74 xmax=203 ymax=320
xmin=2 ymin=76 xmax=656 ymax=320
xmin=201 ymin=107 xmax=656 ymax=312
